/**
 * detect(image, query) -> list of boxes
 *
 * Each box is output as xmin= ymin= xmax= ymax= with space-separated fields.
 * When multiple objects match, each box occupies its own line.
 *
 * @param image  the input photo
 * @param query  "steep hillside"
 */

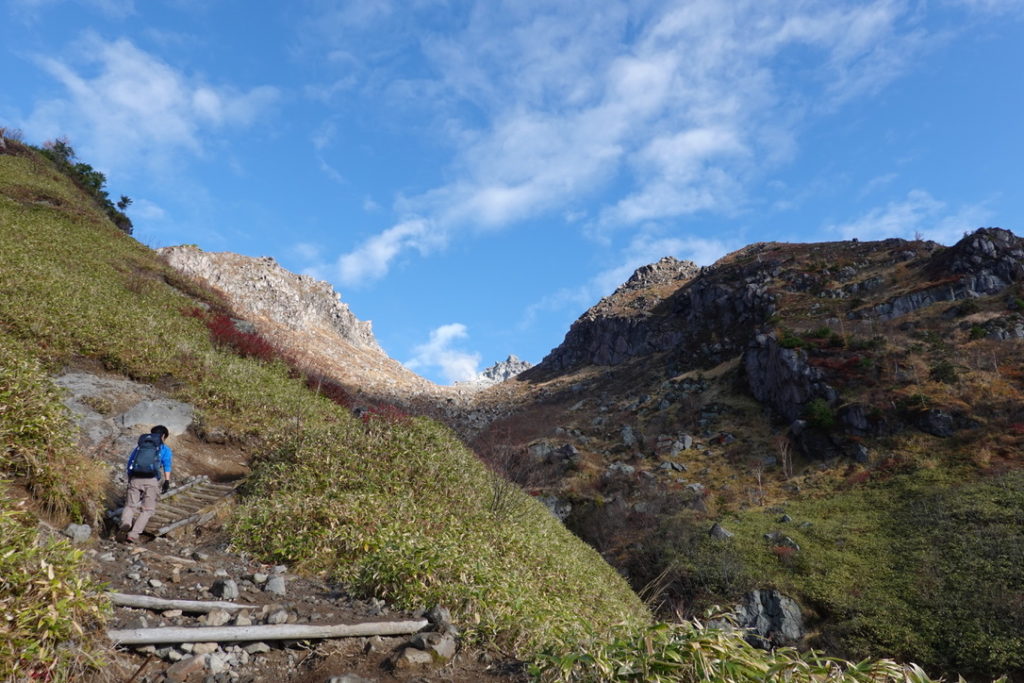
xmin=472 ymin=232 xmax=1024 ymax=680
xmin=0 ymin=136 xmax=649 ymax=680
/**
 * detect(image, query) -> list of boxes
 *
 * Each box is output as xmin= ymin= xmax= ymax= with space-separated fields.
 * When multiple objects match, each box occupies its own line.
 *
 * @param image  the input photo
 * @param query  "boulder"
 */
xmin=63 ymin=523 xmax=91 ymax=544
xmin=734 ymin=589 xmax=804 ymax=649
xmin=709 ymin=523 xmax=734 ymax=539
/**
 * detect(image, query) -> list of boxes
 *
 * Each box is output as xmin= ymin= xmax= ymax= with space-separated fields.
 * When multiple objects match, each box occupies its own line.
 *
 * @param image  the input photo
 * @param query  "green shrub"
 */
xmin=0 ymin=496 xmax=110 ymax=681
xmin=969 ymin=325 xmax=987 ymax=340
xmin=0 ymin=337 xmax=105 ymax=519
xmin=929 ymin=359 xmax=959 ymax=384
xmin=805 ymin=398 xmax=836 ymax=430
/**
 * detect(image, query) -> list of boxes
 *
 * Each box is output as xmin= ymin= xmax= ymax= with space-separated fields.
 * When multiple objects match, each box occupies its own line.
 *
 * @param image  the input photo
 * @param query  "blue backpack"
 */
xmin=129 ymin=433 xmax=162 ymax=478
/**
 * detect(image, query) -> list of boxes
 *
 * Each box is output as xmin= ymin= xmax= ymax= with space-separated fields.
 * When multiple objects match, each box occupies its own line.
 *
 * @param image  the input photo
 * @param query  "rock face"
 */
xmin=158 ymin=246 xmax=380 ymax=351
xmin=536 ymin=255 xmax=775 ymax=372
xmin=734 ymin=589 xmax=804 ymax=649
xmin=474 ymin=355 xmax=533 ymax=385
xmin=744 ymin=334 xmax=837 ymax=424
xmin=865 ymin=228 xmax=1024 ymax=320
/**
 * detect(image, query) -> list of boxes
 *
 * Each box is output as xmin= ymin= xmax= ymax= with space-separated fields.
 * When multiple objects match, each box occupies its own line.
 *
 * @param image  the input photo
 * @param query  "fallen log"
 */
xmin=109 ymin=593 xmax=256 ymax=613
xmin=107 ymin=619 xmax=429 ymax=645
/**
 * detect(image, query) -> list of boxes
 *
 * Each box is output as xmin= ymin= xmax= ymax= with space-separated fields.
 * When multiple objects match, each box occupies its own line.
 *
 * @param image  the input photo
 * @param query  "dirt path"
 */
xmin=85 ymin=524 xmax=525 ymax=682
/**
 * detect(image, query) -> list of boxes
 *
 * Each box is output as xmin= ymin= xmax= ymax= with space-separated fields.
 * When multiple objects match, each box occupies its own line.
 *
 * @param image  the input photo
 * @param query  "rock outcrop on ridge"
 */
xmin=158 ymin=246 xmax=379 ymax=351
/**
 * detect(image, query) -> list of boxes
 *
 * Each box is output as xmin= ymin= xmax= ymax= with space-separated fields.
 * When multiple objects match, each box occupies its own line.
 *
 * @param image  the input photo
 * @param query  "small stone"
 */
xmin=251 ymin=573 xmax=268 ymax=585
xmin=192 ymin=642 xmax=219 ymax=655
xmin=207 ymin=652 xmax=229 ymax=675
xmin=211 ymin=579 xmax=239 ymax=600
xmin=363 ymin=636 xmax=384 ymax=653
xmin=204 ymin=608 xmax=232 ymax=627
xmin=266 ymin=609 xmax=289 ymax=625
xmin=156 ymin=646 xmax=174 ymax=660
xmin=149 ymin=579 xmax=163 ymax=588
xmin=126 ymin=572 xmax=141 ymax=581
xmin=62 ymin=523 xmax=91 ymax=544
xmin=162 ymin=610 xmax=183 ymax=618
xmin=233 ymin=612 xmax=252 ymax=627
xmin=165 ymin=654 xmax=206 ymax=681
xmin=243 ymin=642 xmax=270 ymax=655
xmin=213 ymin=568 xmax=229 ymax=578
xmin=192 ymin=551 xmax=210 ymax=562
xmin=264 ymin=576 xmax=286 ymax=596
xmin=170 ymin=567 xmax=181 ymax=583
xmin=167 ymin=648 xmax=183 ymax=662
xmin=135 ymin=644 xmax=157 ymax=655
xmin=426 ymin=605 xmax=452 ymax=626
xmin=778 ymin=514 xmax=793 ymax=523
xmin=98 ymin=552 xmax=116 ymax=562
xmin=179 ymin=643 xmax=194 ymax=653
xmin=273 ymin=565 xmax=287 ymax=574
xmin=326 ymin=675 xmax=377 ymax=683
xmin=393 ymin=647 xmax=435 ymax=670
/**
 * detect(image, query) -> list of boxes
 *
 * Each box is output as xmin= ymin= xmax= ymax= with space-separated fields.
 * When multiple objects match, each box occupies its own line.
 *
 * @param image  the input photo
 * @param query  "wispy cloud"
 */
xmin=326 ymin=1 xmax=950 ymax=284
xmin=336 ymin=218 xmax=442 ymax=285
xmin=22 ymin=35 xmax=278 ymax=172
xmin=827 ymin=189 xmax=993 ymax=244
xmin=405 ymin=323 xmax=481 ymax=384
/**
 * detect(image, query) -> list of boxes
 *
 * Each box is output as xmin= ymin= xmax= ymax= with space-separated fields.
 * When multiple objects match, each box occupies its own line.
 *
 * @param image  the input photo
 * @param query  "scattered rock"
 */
xmin=243 ymin=642 xmax=271 ymax=655
xmin=709 ymin=523 xmax=734 ymax=539
xmin=63 ymin=524 xmax=91 ymax=544
xmin=392 ymin=647 xmax=435 ymax=670
xmin=204 ymin=608 xmax=232 ymax=627
xmin=165 ymin=654 xmax=207 ymax=681
xmin=265 ymin=575 xmax=287 ymax=595
xmin=192 ymin=642 xmax=219 ymax=655
xmin=211 ymin=579 xmax=239 ymax=600
xmin=409 ymin=631 xmax=458 ymax=662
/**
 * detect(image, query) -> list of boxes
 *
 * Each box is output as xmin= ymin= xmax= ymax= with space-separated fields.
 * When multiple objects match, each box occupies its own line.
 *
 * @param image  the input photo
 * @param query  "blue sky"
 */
xmin=2 ymin=0 xmax=1022 ymax=384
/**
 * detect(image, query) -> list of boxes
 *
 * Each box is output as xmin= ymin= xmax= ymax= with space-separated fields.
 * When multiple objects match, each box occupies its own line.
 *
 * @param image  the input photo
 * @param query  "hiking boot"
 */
xmin=119 ymin=522 xmax=131 ymax=533
xmin=126 ymin=534 xmax=139 ymax=544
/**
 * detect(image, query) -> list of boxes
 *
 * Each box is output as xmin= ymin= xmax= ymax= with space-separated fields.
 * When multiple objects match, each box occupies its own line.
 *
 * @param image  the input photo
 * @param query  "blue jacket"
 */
xmin=126 ymin=443 xmax=173 ymax=480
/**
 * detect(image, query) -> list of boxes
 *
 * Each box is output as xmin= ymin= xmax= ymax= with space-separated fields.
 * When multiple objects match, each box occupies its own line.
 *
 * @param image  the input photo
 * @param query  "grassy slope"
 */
xmin=0 ymin=145 xmax=647 ymax=661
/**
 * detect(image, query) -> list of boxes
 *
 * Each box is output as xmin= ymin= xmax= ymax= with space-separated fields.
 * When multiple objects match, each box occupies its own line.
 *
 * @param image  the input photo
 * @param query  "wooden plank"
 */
xmin=109 ymin=593 xmax=254 ymax=613
xmin=107 ymin=620 xmax=430 ymax=645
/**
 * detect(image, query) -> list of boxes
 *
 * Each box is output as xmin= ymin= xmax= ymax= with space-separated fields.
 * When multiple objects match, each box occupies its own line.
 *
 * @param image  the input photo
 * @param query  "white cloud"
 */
xmin=23 ymin=35 xmax=278 ymax=171
xmin=329 ymin=0 xmax=944 ymax=284
xmin=131 ymin=198 xmax=166 ymax=220
xmin=336 ymin=218 xmax=443 ymax=285
xmin=291 ymin=242 xmax=322 ymax=262
xmin=827 ymin=189 xmax=993 ymax=244
xmin=405 ymin=323 xmax=481 ymax=384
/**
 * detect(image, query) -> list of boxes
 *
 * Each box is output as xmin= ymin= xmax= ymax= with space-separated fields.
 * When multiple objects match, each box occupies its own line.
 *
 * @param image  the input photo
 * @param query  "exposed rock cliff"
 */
xmin=159 ymin=246 xmax=380 ymax=351
xmin=534 ymin=255 xmax=775 ymax=373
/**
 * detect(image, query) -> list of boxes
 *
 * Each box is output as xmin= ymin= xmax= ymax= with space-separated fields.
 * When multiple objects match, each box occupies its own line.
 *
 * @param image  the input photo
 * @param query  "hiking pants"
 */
xmin=122 ymin=476 xmax=160 ymax=537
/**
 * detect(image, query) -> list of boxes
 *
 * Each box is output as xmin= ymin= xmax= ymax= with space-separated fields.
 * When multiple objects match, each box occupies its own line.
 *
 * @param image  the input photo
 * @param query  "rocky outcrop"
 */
xmin=462 ymin=355 xmax=533 ymax=387
xmin=733 ymin=590 xmax=804 ymax=649
xmin=743 ymin=334 xmax=837 ymax=424
xmin=615 ymin=256 xmax=699 ymax=294
xmin=158 ymin=246 xmax=380 ymax=351
xmin=537 ymin=258 xmax=776 ymax=372
xmin=866 ymin=228 xmax=1024 ymax=320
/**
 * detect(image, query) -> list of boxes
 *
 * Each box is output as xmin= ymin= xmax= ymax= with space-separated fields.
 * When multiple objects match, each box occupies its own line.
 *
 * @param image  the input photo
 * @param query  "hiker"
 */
xmin=120 ymin=425 xmax=173 ymax=543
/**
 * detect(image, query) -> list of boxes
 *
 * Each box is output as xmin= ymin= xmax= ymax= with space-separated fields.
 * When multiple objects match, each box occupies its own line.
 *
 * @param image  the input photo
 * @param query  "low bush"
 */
xmin=0 ymin=496 xmax=110 ymax=681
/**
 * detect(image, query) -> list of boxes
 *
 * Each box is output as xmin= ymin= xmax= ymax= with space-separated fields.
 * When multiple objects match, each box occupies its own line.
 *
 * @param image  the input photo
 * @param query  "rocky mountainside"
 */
xmin=470 ymin=228 xmax=1024 ymax=679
